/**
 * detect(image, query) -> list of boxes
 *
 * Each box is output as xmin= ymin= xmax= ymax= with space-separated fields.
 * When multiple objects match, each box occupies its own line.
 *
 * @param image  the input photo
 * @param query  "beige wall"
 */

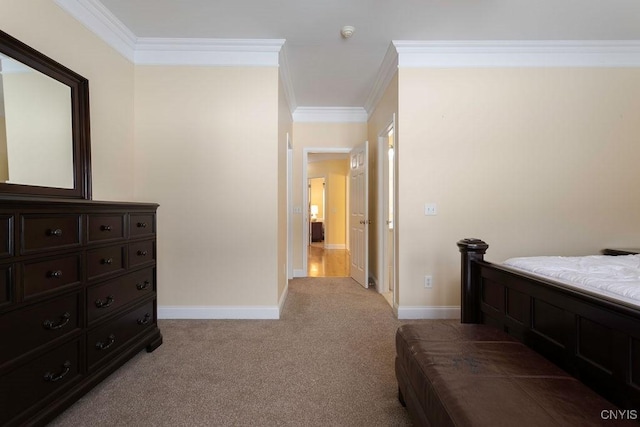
xmin=134 ymin=65 xmax=280 ymax=308
xmin=9 ymin=1 xmax=640 ymax=318
xmin=398 ymin=67 xmax=640 ymax=310
xmin=327 ymin=175 xmax=347 ymax=246
xmin=3 ymin=0 xmax=285 ymax=313
xmin=278 ymin=75 xmax=292 ymax=303
xmin=367 ymin=73 xmax=399 ymax=299
xmin=308 ymin=177 xmax=325 ymax=220
xmin=291 ymin=122 xmax=367 ymax=274
xmin=0 ymin=0 xmax=136 ymax=201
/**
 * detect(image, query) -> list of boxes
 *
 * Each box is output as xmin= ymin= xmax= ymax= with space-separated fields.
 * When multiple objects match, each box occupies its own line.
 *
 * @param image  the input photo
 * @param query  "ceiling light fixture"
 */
xmin=341 ymin=26 xmax=355 ymax=39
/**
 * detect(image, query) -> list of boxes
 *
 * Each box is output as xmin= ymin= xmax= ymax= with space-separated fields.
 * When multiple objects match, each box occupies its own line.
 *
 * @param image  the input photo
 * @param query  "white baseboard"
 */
xmin=397 ymin=306 xmax=461 ymax=320
xmin=159 ymin=304 xmax=458 ymax=320
xmin=324 ymin=243 xmax=346 ymax=249
xmin=158 ymin=305 xmax=279 ymax=320
xmin=293 ymin=269 xmax=306 ymax=278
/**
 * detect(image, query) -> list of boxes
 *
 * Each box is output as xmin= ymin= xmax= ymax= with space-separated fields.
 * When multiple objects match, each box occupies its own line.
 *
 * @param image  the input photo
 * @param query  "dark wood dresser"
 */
xmin=0 ymin=197 xmax=162 ymax=426
xmin=311 ymin=222 xmax=323 ymax=242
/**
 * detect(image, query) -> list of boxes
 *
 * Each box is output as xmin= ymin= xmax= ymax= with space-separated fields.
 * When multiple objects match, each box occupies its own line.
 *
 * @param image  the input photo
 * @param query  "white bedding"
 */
xmin=502 ymin=254 xmax=640 ymax=308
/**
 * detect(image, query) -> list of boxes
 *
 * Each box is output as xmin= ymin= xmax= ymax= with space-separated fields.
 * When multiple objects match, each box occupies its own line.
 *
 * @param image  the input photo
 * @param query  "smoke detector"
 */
xmin=341 ymin=26 xmax=355 ymax=39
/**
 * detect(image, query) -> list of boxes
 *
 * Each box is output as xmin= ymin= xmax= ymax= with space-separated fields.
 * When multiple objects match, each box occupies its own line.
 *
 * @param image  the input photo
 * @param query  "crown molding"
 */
xmin=135 ymin=37 xmax=285 ymax=66
xmin=54 ymin=0 xmax=136 ymax=61
xmin=392 ymin=40 xmax=640 ymax=68
xmin=292 ymin=107 xmax=368 ymax=123
xmin=279 ymin=47 xmax=297 ymax=113
xmin=53 ymin=2 xmax=640 ymax=118
xmin=54 ymin=0 xmax=284 ymax=67
xmin=364 ymin=43 xmax=399 ymax=117
xmin=363 ymin=39 xmax=640 ymax=117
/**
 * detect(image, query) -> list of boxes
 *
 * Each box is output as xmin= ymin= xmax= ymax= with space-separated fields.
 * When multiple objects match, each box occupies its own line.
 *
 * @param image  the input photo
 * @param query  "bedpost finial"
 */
xmin=457 ymin=238 xmax=489 ymax=253
xmin=459 ymin=238 xmax=488 ymax=324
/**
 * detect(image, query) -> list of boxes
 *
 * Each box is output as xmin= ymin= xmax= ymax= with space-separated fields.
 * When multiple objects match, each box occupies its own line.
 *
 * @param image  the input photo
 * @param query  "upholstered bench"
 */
xmin=395 ymin=321 xmax=635 ymax=426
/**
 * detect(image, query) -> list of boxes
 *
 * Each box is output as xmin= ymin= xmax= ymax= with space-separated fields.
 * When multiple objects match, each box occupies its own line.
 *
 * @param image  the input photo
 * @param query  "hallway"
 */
xmin=307 ymin=243 xmax=350 ymax=277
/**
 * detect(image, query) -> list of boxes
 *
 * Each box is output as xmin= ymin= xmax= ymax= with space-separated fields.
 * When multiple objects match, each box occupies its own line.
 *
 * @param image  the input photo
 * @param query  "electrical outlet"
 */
xmin=424 ymin=275 xmax=433 ymax=288
xmin=424 ymin=203 xmax=437 ymax=216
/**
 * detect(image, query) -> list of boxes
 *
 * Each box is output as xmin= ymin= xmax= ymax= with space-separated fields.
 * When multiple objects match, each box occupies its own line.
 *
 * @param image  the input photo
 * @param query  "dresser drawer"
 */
xmin=21 ymin=214 xmax=81 ymax=254
xmin=87 ymin=268 xmax=155 ymax=324
xmin=87 ymin=245 xmax=125 ymax=281
xmin=87 ymin=300 xmax=155 ymax=370
xmin=130 ymin=214 xmax=155 ymax=237
xmin=87 ymin=214 xmax=125 ymax=243
xmin=0 ymin=339 xmax=81 ymax=426
xmin=129 ymin=240 xmax=155 ymax=268
xmin=0 ymin=215 xmax=13 ymax=258
xmin=0 ymin=292 xmax=81 ymax=366
xmin=0 ymin=265 xmax=12 ymax=307
xmin=22 ymin=254 xmax=81 ymax=299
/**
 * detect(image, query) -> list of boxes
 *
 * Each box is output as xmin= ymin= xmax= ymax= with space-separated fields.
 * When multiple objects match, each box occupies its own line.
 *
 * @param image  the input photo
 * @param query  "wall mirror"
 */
xmin=0 ymin=29 xmax=91 ymax=199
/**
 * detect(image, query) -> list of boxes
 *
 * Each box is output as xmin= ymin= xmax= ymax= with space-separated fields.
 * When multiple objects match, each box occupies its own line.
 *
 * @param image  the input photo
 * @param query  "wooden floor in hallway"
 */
xmin=307 ymin=242 xmax=350 ymax=277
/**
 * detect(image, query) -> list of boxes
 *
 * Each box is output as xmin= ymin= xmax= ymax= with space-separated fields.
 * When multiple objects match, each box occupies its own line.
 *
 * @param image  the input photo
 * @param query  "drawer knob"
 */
xmin=101 ymin=225 xmax=112 ymax=232
xmin=101 ymin=258 xmax=113 ymax=265
xmin=137 ymin=250 xmax=148 ymax=256
xmin=47 ymin=270 xmax=63 ymax=279
xmin=47 ymin=228 xmax=63 ymax=237
xmin=95 ymin=295 xmax=115 ymax=308
xmin=43 ymin=360 xmax=72 ymax=382
xmin=96 ymin=334 xmax=116 ymax=351
xmin=136 ymin=280 xmax=150 ymax=291
xmin=43 ymin=312 xmax=71 ymax=330
xmin=137 ymin=313 xmax=152 ymax=325
xmin=137 ymin=222 xmax=147 ymax=228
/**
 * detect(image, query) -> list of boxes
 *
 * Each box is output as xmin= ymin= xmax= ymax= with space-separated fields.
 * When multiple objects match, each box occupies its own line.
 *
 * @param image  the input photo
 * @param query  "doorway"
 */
xmin=303 ymin=148 xmax=350 ymax=277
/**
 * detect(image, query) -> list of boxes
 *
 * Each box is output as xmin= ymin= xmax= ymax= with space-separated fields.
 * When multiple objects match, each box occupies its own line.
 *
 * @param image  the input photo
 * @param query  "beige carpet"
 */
xmin=49 ymin=277 xmax=414 ymax=426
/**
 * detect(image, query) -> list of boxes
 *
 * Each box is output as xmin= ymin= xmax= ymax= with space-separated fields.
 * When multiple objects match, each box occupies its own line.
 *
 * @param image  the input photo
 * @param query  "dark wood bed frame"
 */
xmin=458 ymin=238 xmax=640 ymax=410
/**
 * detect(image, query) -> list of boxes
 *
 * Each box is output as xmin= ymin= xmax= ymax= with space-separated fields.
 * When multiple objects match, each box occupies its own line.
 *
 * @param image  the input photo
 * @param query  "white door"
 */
xmin=382 ymin=119 xmax=396 ymax=303
xmin=350 ymin=141 xmax=368 ymax=287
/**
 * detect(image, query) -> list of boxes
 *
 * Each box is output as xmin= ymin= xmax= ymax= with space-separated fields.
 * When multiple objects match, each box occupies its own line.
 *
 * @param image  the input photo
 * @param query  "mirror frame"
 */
xmin=0 ymin=29 xmax=91 ymax=199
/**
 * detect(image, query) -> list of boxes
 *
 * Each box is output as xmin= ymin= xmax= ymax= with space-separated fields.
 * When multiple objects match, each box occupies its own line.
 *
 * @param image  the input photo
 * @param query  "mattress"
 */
xmin=503 ymin=254 xmax=640 ymax=308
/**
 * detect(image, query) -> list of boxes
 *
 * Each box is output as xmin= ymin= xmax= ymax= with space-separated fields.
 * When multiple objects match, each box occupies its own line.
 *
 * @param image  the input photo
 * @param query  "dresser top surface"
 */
xmin=0 ymin=196 xmax=159 ymax=210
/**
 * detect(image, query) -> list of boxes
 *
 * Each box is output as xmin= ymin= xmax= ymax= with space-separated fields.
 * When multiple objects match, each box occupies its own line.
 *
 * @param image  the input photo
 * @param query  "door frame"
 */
xmin=302 ymin=147 xmax=351 ymax=276
xmin=377 ymin=116 xmax=398 ymax=311
xmin=287 ymin=135 xmax=293 ymax=279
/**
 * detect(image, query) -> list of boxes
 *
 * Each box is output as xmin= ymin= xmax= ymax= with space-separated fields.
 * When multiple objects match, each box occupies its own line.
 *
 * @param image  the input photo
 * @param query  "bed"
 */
xmin=457 ymin=238 xmax=640 ymax=410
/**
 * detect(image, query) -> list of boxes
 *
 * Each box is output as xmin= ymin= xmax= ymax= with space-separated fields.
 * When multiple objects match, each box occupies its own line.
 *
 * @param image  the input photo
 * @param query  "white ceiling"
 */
xmin=97 ymin=0 xmax=640 ymax=109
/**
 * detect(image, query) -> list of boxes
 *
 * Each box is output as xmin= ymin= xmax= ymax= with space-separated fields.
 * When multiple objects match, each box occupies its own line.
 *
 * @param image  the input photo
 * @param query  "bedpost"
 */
xmin=457 ymin=238 xmax=489 ymax=324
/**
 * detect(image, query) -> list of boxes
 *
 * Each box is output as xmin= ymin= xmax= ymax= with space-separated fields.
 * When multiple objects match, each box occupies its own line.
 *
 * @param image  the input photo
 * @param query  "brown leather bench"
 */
xmin=395 ymin=321 xmax=636 ymax=426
